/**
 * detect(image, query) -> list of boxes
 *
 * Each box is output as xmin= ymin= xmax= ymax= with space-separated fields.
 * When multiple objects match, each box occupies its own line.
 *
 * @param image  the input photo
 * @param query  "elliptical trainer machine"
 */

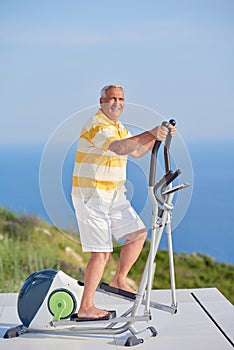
xmin=4 ymin=120 xmax=189 ymax=346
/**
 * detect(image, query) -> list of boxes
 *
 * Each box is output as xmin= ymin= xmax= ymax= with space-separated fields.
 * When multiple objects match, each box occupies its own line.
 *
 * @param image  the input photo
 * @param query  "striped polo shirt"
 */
xmin=72 ymin=109 xmax=131 ymax=199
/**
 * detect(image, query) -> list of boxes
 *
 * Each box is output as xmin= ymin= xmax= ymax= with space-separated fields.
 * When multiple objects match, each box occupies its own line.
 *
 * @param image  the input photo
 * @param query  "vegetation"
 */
xmin=0 ymin=207 xmax=233 ymax=304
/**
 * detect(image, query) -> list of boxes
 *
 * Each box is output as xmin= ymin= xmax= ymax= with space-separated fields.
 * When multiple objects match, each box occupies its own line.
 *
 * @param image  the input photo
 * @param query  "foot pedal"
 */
xmin=100 ymin=282 xmax=136 ymax=300
xmin=70 ymin=310 xmax=116 ymax=322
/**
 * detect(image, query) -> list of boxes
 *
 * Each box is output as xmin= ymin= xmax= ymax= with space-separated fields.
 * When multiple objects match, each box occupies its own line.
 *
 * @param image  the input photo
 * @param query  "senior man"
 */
xmin=71 ymin=85 xmax=176 ymax=320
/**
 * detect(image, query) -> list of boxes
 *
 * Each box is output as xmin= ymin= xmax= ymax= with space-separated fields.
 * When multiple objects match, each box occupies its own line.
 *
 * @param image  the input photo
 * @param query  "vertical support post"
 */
xmin=166 ymin=204 xmax=177 ymax=308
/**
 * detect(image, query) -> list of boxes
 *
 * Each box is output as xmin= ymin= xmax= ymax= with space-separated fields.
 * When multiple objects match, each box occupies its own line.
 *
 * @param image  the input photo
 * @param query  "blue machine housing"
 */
xmin=17 ymin=270 xmax=58 ymax=327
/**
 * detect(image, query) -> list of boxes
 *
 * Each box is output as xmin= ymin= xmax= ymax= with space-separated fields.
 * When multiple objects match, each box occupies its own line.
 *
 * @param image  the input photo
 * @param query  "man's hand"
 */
xmin=150 ymin=125 xmax=169 ymax=141
xmin=169 ymin=124 xmax=177 ymax=137
xmin=150 ymin=124 xmax=177 ymax=140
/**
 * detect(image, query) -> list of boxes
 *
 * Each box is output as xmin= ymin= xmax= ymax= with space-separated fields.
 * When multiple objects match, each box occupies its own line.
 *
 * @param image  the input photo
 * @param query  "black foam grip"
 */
xmin=164 ymin=119 xmax=176 ymax=173
xmin=149 ymin=140 xmax=161 ymax=186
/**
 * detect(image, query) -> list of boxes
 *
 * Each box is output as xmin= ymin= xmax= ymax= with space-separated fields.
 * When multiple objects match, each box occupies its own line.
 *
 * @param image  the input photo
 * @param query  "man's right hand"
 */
xmin=150 ymin=125 xmax=169 ymax=141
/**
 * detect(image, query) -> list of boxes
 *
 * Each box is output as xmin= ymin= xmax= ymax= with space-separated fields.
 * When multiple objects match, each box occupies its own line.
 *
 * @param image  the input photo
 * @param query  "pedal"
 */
xmin=70 ymin=310 xmax=116 ymax=322
xmin=99 ymin=282 xmax=136 ymax=300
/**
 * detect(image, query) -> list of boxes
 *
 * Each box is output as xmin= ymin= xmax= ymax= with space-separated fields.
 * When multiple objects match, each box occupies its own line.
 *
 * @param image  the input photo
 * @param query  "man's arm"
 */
xmin=108 ymin=125 xmax=172 ymax=158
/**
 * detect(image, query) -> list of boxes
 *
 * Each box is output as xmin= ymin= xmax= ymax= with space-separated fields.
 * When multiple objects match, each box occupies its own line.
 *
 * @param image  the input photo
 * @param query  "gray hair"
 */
xmin=100 ymin=84 xmax=124 ymax=98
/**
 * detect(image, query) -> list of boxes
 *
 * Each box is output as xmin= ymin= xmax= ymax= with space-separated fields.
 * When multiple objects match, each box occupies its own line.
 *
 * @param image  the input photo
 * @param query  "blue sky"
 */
xmin=0 ymin=0 xmax=234 ymax=143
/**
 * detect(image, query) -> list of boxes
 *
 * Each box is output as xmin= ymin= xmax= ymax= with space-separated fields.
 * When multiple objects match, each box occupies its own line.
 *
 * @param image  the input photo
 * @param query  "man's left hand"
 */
xmin=169 ymin=124 xmax=177 ymax=137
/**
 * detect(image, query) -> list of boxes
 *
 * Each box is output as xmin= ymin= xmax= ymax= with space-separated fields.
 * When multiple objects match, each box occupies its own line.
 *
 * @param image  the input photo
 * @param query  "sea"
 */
xmin=0 ymin=141 xmax=234 ymax=265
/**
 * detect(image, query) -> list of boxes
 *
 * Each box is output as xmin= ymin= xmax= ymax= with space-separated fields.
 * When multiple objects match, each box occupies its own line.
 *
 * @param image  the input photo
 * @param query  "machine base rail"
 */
xmin=4 ymin=321 xmax=158 ymax=347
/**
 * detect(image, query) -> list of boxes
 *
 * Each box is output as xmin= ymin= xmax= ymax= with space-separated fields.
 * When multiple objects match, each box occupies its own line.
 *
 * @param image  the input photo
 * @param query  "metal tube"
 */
xmin=166 ymin=208 xmax=177 ymax=307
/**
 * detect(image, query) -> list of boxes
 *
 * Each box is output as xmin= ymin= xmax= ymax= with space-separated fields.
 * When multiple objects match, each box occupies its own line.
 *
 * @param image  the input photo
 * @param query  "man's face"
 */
xmin=100 ymin=87 xmax=125 ymax=122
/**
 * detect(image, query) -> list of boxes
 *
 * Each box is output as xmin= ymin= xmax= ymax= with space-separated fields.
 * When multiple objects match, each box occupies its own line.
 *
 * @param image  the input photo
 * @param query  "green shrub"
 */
xmin=0 ymin=207 xmax=233 ymax=304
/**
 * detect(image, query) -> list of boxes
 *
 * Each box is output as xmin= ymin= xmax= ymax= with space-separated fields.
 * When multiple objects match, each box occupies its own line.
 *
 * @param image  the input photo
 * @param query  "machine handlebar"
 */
xmin=149 ymin=119 xmax=176 ymax=187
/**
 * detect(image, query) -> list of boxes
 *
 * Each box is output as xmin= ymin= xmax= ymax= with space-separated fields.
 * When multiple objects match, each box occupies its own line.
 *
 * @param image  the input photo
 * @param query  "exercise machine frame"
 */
xmin=4 ymin=120 xmax=189 ymax=346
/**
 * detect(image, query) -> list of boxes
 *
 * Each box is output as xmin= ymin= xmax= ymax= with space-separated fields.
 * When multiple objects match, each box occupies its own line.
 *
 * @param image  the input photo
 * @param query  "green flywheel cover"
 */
xmin=48 ymin=290 xmax=75 ymax=320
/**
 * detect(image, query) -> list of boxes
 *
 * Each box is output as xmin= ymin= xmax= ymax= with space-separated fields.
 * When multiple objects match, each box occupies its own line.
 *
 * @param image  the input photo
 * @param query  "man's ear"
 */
xmin=100 ymin=97 xmax=103 ymax=104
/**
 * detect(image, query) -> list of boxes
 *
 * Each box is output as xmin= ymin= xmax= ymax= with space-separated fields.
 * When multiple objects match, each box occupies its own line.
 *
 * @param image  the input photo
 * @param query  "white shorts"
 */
xmin=72 ymin=195 xmax=146 ymax=252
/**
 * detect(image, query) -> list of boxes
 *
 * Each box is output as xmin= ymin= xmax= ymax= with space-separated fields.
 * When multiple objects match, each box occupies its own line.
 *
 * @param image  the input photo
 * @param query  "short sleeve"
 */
xmin=91 ymin=125 xmax=118 ymax=151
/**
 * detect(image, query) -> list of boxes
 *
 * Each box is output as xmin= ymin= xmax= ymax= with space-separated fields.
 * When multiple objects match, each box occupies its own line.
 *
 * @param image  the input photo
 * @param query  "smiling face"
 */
xmin=100 ymin=86 xmax=125 ymax=122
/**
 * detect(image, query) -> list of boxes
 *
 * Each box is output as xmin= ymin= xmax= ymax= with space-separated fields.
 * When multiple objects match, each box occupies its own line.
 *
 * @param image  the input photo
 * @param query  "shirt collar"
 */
xmin=97 ymin=109 xmax=121 ymax=128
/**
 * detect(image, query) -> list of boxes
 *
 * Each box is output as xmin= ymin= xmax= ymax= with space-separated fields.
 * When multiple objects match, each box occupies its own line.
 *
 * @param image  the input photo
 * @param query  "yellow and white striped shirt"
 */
xmin=72 ymin=109 xmax=131 ymax=199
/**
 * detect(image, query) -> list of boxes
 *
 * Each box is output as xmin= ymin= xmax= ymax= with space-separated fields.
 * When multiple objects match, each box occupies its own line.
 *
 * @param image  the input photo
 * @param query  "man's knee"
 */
xmin=91 ymin=251 xmax=111 ymax=264
xmin=125 ymin=229 xmax=147 ymax=243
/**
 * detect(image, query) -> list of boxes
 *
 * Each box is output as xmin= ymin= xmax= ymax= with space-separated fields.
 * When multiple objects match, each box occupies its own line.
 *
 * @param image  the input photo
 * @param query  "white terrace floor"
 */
xmin=0 ymin=288 xmax=233 ymax=350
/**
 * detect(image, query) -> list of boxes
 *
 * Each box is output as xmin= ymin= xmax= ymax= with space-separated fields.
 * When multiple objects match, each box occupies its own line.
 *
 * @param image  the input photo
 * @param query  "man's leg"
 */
xmin=78 ymin=252 xmax=111 ymax=318
xmin=110 ymin=229 xmax=147 ymax=293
